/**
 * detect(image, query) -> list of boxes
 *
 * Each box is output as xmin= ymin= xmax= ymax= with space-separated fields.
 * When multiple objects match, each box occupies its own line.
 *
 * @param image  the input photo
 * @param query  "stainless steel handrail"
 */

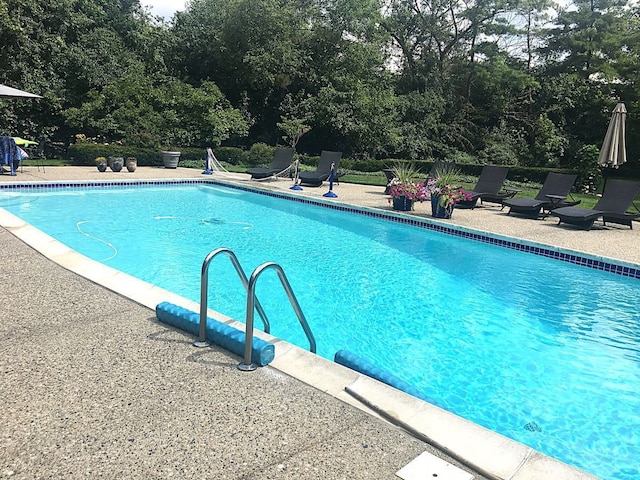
xmin=193 ymin=248 xmax=271 ymax=347
xmin=238 ymin=261 xmax=316 ymax=371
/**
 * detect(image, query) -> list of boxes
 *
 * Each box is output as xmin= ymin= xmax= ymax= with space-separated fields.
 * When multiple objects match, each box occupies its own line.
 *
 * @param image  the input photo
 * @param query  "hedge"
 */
xmin=68 ymin=143 xmax=210 ymax=167
xmin=69 ymin=142 xmax=615 ymax=186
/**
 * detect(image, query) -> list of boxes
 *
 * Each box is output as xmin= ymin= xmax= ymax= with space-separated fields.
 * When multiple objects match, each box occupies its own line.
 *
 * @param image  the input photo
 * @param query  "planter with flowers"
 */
xmin=387 ymin=163 xmax=427 ymax=211
xmin=425 ymin=168 xmax=472 ymax=218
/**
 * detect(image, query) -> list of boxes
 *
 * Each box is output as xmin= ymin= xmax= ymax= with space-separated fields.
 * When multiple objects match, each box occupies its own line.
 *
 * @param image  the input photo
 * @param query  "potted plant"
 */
xmin=126 ymin=156 xmax=137 ymax=172
xmin=425 ymin=167 xmax=472 ymax=218
xmin=387 ymin=163 xmax=427 ymax=211
xmin=95 ymin=156 xmax=107 ymax=172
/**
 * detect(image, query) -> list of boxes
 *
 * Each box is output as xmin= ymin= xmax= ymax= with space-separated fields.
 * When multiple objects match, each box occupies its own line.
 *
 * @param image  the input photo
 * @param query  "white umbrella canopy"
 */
xmin=0 ymin=84 xmax=42 ymax=99
xmin=598 ymin=102 xmax=627 ymax=169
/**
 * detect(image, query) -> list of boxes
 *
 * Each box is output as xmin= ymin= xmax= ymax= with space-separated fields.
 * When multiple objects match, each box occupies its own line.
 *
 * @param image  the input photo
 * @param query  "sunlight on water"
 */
xmin=2 ymin=183 xmax=640 ymax=480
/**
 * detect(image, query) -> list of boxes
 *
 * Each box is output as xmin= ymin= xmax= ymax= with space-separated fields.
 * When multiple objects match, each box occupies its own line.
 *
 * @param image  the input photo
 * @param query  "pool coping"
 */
xmin=0 ymin=179 xmax=602 ymax=480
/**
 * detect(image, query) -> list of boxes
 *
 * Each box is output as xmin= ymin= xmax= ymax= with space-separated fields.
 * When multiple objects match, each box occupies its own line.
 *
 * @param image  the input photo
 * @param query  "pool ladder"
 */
xmin=193 ymin=248 xmax=316 ymax=371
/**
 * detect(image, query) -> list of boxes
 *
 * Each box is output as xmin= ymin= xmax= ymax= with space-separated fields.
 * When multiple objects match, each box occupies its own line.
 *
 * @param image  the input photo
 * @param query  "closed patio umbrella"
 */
xmin=0 ymin=84 xmax=42 ymax=99
xmin=598 ymin=102 xmax=627 ymax=191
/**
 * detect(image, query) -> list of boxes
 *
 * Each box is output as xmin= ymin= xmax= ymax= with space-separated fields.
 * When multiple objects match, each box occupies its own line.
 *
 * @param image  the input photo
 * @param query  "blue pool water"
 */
xmin=2 ymin=182 xmax=640 ymax=479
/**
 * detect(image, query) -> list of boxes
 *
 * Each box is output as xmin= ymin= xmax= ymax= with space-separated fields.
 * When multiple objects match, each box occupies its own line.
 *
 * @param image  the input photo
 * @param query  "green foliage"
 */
xmin=478 ymin=121 xmax=529 ymax=166
xmin=277 ymin=92 xmax=312 ymax=151
xmin=214 ymin=147 xmax=247 ymax=166
xmin=63 ymin=77 xmax=248 ymax=148
xmin=530 ymin=114 xmax=569 ymax=167
xmin=68 ymin=143 xmax=208 ymax=167
xmin=1 ymin=0 xmax=639 ymax=186
xmin=345 ymin=158 xmax=386 ymax=173
xmin=390 ymin=162 xmax=422 ymax=184
xmin=394 ymin=90 xmax=449 ymax=160
xmin=445 ymin=151 xmax=478 ymax=165
xmin=246 ymin=143 xmax=276 ymax=167
xmin=569 ymin=144 xmax=603 ymax=193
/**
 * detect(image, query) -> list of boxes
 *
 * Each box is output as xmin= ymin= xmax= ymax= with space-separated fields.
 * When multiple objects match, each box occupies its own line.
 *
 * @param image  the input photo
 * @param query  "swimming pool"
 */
xmin=1 ymin=180 xmax=639 ymax=480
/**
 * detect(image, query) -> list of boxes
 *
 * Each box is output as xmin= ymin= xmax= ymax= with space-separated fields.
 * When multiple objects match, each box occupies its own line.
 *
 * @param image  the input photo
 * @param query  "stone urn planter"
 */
xmin=95 ymin=157 xmax=107 ymax=172
xmin=161 ymin=151 xmax=181 ymax=169
xmin=126 ymin=157 xmax=137 ymax=172
xmin=110 ymin=157 xmax=124 ymax=172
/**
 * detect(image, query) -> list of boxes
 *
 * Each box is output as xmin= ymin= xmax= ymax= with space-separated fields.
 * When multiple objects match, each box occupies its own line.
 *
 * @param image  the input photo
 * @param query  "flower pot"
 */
xmin=431 ymin=195 xmax=454 ymax=218
xmin=126 ymin=158 xmax=137 ymax=172
xmin=110 ymin=157 xmax=124 ymax=172
xmin=161 ymin=151 xmax=180 ymax=169
xmin=392 ymin=196 xmax=413 ymax=211
xmin=96 ymin=162 xmax=107 ymax=172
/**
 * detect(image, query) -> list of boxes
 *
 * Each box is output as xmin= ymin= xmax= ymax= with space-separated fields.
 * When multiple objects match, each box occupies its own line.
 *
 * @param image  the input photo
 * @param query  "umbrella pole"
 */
xmin=601 ymin=167 xmax=609 ymax=195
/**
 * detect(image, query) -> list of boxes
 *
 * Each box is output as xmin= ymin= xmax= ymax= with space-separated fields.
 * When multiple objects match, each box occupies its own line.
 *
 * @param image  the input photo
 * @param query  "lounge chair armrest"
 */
xmin=501 ymin=188 xmax=520 ymax=199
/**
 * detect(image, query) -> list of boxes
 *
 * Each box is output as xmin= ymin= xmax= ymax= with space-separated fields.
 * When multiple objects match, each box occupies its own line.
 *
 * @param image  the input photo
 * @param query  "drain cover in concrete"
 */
xmin=396 ymin=451 xmax=473 ymax=480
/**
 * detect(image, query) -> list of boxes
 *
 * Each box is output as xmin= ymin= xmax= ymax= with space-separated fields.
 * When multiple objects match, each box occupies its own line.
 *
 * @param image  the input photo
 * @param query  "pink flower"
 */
xmin=388 ymin=180 xmax=428 ymax=202
xmin=425 ymin=177 xmax=470 ymax=206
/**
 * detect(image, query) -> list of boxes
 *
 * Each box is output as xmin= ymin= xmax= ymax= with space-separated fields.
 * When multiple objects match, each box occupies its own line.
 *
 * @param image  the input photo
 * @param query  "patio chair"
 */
xmin=456 ymin=165 xmax=512 ymax=209
xmin=551 ymin=179 xmax=640 ymax=230
xmin=382 ymin=167 xmax=396 ymax=194
xmin=502 ymin=173 xmax=580 ymax=219
xmin=299 ymin=150 xmax=343 ymax=187
xmin=246 ymin=147 xmax=294 ymax=180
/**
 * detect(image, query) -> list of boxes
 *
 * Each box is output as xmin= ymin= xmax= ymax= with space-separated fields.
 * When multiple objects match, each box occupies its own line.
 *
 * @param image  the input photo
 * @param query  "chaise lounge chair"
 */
xmin=502 ymin=173 xmax=580 ymax=219
xmin=456 ymin=165 xmax=512 ymax=209
xmin=299 ymin=150 xmax=343 ymax=187
xmin=246 ymin=147 xmax=295 ymax=180
xmin=551 ymin=179 xmax=640 ymax=230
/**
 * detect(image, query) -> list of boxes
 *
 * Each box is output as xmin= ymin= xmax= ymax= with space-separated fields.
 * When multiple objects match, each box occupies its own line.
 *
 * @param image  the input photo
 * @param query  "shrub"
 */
xmin=246 ymin=143 xmax=275 ymax=167
xmin=68 ymin=143 xmax=208 ymax=167
xmin=570 ymin=145 xmax=602 ymax=193
xmin=214 ymin=147 xmax=246 ymax=165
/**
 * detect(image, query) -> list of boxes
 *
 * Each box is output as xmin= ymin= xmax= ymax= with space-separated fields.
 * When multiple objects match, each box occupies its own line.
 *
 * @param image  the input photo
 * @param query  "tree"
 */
xmin=542 ymin=0 xmax=630 ymax=78
xmin=277 ymin=93 xmax=312 ymax=152
xmin=0 ymin=0 xmax=171 ymax=144
xmin=64 ymin=77 xmax=248 ymax=147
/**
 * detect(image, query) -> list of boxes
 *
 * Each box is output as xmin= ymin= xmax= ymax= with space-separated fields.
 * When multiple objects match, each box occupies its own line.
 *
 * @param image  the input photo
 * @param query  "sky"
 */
xmin=140 ymin=0 xmax=572 ymax=22
xmin=140 ymin=0 xmax=187 ymax=20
